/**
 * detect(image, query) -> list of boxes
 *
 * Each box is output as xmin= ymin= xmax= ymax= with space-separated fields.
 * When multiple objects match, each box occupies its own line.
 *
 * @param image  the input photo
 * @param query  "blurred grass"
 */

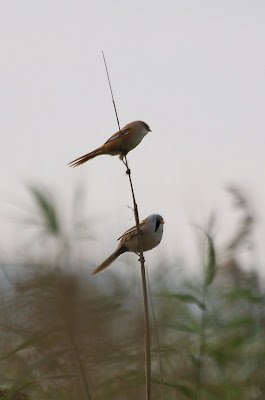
xmin=0 ymin=184 xmax=264 ymax=399
xmin=0 ymin=265 xmax=263 ymax=400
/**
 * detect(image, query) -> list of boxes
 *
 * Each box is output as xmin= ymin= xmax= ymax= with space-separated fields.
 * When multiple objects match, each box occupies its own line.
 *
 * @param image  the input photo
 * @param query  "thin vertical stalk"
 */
xmin=102 ymin=51 xmax=151 ymax=400
xmin=69 ymin=327 xmax=92 ymax=400
xmin=146 ymin=268 xmax=165 ymax=400
xmin=194 ymin=284 xmax=207 ymax=400
xmin=194 ymin=229 xmax=216 ymax=400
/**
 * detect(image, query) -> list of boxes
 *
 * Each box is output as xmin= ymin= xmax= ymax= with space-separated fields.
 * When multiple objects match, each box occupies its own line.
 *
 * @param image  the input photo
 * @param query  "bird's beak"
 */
xmin=149 ymin=129 xmax=152 ymax=132
xmin=161 ymin=220 xmax=165 ymax=224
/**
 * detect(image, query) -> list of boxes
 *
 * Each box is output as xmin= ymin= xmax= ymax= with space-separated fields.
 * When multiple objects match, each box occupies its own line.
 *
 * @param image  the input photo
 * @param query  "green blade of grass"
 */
xmin=163 ymin=322 xmax=200 ymax=334
xmin=0 ymin=337 xmax=42 ymax=362
xmin=205 ymin=233 xmax=216 ymax=286
xmin=152 ymin=378 xmax=194 ymax=398
xmin=159 ymin=293 xmax=206 ymax=310
xmin=225 ymin=288 xmax=264 ymax=303
xmin=27 ymin=185 xmax=60 ymax=236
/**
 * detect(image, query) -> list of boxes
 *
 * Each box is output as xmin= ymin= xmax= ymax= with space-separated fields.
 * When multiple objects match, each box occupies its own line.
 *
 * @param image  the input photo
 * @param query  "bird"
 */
xmin=69 ymin=120 xmax=151 ymax=168
xmin=92 ymin=214 xmax=164 ymax=275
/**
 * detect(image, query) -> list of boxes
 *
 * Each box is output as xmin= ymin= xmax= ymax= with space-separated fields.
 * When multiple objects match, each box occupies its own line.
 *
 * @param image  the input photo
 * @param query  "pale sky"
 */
xmin=1 ymin=1 xmax=264 ymax=276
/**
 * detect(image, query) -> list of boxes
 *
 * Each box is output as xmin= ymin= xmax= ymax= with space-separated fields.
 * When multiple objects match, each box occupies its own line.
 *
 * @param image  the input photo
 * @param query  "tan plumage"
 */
xmin=92 ymin=214 xmax=164 ymax=275
xmin=69 ymin=120 xmax=151 ymax=167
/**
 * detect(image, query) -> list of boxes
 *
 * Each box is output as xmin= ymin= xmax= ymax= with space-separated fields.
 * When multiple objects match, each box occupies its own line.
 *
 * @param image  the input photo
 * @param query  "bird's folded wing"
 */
xmin=105 ymin=128 xmax=131 ymax=144
xmin=117 ymin=221 xmax=145 ymax=241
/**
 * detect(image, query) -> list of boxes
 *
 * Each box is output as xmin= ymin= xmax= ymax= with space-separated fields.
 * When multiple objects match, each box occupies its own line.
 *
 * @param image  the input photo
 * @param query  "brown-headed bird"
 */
xmin=69 ymin=120 xmax=151 ymax=167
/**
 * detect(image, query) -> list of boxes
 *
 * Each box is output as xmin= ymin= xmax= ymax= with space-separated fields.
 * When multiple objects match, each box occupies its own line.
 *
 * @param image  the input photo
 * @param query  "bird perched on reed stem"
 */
xmin=92 ymin=214 xmax=164 ymax=275
xmin=69 ymin=121 xmax=151 ymax=167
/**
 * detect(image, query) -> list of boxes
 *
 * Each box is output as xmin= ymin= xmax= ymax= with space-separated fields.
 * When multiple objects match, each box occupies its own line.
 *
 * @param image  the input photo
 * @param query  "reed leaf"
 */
xmin=4 ymin=348 xmax=72 ymax=400
xmin=27 ymin=185 xmax=60 ymax=236
xmin=160 ymin=293 xmax=206 ymax=310
xmin=205 ymin=233 xmax=216 ymax=286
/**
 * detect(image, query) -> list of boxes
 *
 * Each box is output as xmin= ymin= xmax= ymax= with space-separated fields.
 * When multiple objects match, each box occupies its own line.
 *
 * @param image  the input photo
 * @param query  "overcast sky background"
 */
xmin=1 ymin=1 xmax=264 ymax=276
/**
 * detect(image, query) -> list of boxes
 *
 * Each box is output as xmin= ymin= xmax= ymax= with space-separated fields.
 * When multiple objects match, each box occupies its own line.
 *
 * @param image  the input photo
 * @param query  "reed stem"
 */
xmin=102 ymin=51 xmax=151 ymax=399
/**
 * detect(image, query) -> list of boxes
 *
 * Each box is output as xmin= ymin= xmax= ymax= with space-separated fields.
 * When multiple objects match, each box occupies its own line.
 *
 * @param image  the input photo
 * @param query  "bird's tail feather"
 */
xmin=68 ymin=146 xmax=105 ymax=168
xmin=92 ymin=246 xmax=127 ymax=275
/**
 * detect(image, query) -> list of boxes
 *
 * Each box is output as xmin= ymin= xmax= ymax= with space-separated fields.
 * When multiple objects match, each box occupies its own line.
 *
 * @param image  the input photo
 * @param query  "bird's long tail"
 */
xmin=92 ymin=246 xmax=127 ymax=275
xmin=68 ymin=146 xmax=105 ymax=168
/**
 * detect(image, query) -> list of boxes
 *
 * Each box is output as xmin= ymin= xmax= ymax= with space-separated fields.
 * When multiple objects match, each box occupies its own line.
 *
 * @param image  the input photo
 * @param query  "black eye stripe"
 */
xmin=155 ymin=219 xmax=160 ymax=232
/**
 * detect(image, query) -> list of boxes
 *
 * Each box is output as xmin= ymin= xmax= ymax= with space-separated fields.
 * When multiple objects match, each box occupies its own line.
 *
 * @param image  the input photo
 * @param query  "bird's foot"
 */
xmin=137 ymin=255 xmax=145 ymax=263
xmin=121 ymin=159 xmax=131 ymax=176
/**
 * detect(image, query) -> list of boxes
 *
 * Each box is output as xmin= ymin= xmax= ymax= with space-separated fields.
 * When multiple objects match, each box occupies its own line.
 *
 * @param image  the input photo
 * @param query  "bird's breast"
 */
xmin=124 ymin=228 xmax=162 ymax=253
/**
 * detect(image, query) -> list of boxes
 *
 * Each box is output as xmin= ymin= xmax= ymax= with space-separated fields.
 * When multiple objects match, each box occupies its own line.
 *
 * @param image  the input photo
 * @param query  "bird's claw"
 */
xmin=121 ymin=159 xmax=131 ymax=176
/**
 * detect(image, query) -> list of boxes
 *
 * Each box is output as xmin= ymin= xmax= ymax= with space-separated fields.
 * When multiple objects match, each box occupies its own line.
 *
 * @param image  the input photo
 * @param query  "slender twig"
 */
xmin=102 ymin=51 xmax=151 ymax=400
xmin=146 ymin=268 xmax=165 ymax=400
xmin=226 ymin=371 xmax=231 ymax=400
xmin=69 ymin=326 xmax=92 ymax=400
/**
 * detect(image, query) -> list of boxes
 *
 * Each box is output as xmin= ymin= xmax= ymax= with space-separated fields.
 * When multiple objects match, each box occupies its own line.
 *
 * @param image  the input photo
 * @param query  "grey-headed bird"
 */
xmin=92 ymin=214 xmax=164 ymax=275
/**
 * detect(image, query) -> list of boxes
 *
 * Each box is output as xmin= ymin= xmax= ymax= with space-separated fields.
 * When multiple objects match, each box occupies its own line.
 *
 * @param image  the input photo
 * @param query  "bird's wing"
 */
xmin=104 ymin=127 xmax=131 ymax=144
xmin=117 ymin=221 xmax=146 ymax=241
